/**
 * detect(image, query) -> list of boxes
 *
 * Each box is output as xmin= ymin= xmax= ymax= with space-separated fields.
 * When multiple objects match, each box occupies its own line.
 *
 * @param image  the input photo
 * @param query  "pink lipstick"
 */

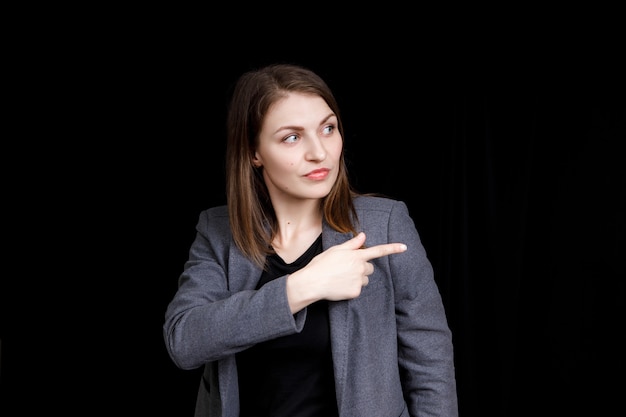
xmin=305 ymin=168 xmax=330 ymax=180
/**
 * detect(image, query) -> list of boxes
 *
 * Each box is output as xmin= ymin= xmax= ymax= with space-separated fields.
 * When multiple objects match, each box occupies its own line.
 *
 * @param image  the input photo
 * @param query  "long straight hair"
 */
xmin=225 ymin=63 xmax=359 ymax=268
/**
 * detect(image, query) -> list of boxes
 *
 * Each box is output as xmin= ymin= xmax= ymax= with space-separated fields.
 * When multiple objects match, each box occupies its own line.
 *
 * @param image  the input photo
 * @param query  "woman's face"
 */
xmin=253 ymin=92 xmax=343 ymax=204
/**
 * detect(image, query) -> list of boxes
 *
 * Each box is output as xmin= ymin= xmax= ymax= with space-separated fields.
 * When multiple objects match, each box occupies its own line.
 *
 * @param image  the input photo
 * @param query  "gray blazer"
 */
xmin=163 ymin=196 xmax=458 ymax=417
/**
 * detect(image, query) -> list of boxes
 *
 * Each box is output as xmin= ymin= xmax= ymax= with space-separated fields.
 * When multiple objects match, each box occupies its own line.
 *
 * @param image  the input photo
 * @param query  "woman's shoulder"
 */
xmin=352 ymin=195 xmax=412 ymax=227
xmin=353 ymin=194 xmax=407 ymax=212
xmin=203 ymin=205 xmax=229 ymax=218
xmin=196 ymin=205 xmax=230 ymax=232
xmin=351 ymin=195 xmax=416 ymax=242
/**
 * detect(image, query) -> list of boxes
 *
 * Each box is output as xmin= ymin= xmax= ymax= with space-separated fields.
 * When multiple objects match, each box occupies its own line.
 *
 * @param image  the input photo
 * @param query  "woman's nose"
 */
xmin=305 ymin=136 xmax=327 ymax=161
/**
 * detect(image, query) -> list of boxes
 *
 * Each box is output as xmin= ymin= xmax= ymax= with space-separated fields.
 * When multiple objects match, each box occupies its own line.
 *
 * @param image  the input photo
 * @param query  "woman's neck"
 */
xmin=271 ymin=199 xmax=323 ymax=260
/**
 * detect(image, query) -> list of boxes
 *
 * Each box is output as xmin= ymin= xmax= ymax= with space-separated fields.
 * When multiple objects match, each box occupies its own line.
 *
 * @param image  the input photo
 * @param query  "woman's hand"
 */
xmin=286 ymin=232 xmax=407 ymax=312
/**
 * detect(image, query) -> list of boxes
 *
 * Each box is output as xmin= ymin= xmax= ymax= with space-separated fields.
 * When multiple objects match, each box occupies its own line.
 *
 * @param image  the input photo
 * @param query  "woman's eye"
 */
xmin=323 ymin=125 xmax=335 ymax=135
xmin=283 ymin=134 xmax=298 ymax=143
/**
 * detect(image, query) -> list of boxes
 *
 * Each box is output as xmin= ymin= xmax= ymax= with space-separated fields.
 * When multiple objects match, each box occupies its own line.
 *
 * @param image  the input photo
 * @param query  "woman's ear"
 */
xmin=252 ymin=153 xmax=262 ymax=168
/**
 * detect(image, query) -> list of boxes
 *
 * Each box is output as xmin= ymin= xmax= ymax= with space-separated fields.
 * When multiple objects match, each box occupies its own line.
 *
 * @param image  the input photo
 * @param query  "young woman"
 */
xmin=163 ymin=63 xmax=458 ymax=416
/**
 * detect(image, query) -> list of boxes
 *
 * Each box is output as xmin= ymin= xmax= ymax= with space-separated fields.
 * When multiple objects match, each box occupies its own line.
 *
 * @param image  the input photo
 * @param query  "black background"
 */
xmin=1 ymin=12 xmax=624 ymax=417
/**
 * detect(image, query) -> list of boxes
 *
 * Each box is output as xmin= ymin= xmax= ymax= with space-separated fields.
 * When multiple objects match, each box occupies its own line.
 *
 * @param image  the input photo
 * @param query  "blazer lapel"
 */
xmin=322 ymin=226 xmax=354 ymax=401
xmin=227 ymin=243 xmax=264 ymax=291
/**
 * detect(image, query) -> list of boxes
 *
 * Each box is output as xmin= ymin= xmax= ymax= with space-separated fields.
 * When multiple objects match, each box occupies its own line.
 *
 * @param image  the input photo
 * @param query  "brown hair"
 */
xmin=225 ymin=63 xmax=359 ymax=268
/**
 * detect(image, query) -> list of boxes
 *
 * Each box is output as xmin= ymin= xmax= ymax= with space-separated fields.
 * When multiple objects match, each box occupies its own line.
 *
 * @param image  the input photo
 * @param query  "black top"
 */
xmin=236 ymin=234 xmax=339 ymax=417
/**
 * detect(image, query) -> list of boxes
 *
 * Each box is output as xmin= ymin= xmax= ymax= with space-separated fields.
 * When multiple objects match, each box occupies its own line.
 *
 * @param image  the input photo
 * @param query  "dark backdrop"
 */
xmin=1 ymin=26 xmax=624 ymax=417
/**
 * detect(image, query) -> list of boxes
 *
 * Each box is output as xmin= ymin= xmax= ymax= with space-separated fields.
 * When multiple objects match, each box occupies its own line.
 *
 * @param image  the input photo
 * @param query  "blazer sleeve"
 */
xmin=162 ymin=208 xmax=306 ymax=370
xmin=388 ymin=200 xmax=459 ymax=416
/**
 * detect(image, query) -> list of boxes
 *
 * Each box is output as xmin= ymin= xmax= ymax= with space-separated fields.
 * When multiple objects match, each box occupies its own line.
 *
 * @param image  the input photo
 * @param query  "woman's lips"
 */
xmin=305 ymin=168 xmax=330 ymax=180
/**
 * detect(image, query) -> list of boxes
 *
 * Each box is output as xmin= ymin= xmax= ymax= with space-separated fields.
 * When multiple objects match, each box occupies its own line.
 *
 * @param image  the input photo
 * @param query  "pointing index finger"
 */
xmin=360 ymin=243 xmax=408 ymax=261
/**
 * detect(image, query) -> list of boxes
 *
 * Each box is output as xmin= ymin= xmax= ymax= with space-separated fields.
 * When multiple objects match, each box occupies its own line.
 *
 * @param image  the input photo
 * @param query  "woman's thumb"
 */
xmin=343 ymin=232 xmax=366 ymax=249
